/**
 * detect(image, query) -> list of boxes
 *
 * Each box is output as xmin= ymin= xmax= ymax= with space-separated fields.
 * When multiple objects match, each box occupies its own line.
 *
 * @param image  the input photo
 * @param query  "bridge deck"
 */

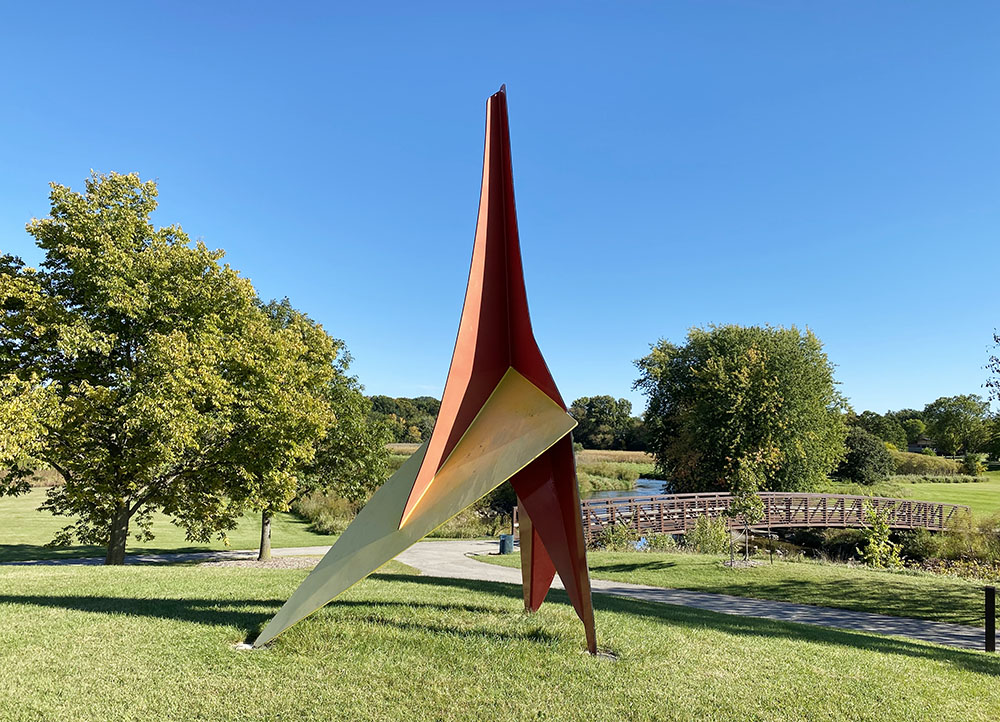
xmin=515 ymin=492 xmax=969 ymax=544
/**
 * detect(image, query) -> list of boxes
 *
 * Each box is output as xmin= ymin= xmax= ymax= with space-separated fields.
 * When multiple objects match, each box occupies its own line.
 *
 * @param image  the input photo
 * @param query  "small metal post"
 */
xmin=987 ymin=586 xmax=996 ymax=653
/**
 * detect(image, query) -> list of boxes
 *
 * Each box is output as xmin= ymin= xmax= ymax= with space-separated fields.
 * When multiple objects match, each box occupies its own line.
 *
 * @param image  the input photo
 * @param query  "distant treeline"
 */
xmin=847 ymin=397 xmax=999 ymax=457
xmin=369 ymin=395 xmax=441 ymax=443
xmin=369 ymin=393 xmax=650 ymax=450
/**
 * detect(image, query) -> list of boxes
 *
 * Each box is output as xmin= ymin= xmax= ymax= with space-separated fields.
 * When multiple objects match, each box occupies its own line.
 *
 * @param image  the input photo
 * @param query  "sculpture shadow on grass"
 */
xmin=1 ymin=571 xmax=997 ymax=677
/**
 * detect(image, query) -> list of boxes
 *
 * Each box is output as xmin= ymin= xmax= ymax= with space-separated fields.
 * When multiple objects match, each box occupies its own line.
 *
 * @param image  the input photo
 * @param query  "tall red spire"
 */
xmin=399 ymin=86 xmax=596 ymax=653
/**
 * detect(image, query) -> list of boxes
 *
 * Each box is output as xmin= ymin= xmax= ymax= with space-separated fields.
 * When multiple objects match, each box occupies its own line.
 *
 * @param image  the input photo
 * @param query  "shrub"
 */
xmin=819 ymin=528 xmax=868 ymax=561
xmin=838 ymin=428 xmax=895 ymax=485
xmin=889 ymin=474 xmax=987 ymax=484
xmin=899 ymin=528 xmax=941 ymax=561
xmin=426 ymin=508 xmax=508 ymax=538
xmin=593 ymin=522 xmax=641 ymax=551
xmin=291 ymin=491 xmax=357 ymax=535
xmin=962 ymin=453 xmax=987 ymax=476
xmin=859 ymin=500 xmax=903 ymax=569
xmin=643 ymin=533 xmax=679 ymax=552
xmin=938 ymin=511 xmax=1000 ymax=563
xmin=921 ymin=447 xmax=937 ymax=456
xmin=684 ymin=516 xmax=730 ymax=554
xmin=890 ymin=449 xmax=961 ymax=475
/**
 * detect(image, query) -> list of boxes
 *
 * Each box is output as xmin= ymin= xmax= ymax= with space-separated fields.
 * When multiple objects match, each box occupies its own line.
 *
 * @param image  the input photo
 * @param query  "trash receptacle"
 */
xmin=499 ymin=534 xmax=514 ymax=555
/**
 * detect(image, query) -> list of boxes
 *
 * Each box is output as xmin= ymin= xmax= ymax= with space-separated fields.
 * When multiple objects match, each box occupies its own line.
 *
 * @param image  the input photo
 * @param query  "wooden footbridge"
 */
xmin=514 ymin=492 xmax=970 ymax=545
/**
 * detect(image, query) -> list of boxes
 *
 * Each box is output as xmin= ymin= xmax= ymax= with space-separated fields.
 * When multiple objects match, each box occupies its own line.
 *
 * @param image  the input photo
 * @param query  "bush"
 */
xmin=291 ymin=491 xmax=357 ymax=535
xmin=684 ymin=516 xmax=730 ymax=554
xmin=962 ymin=453 xmax=987 ymax=476
xmin=938 ymin=511 xmax=1000 ymax=563
xmin=593 ymin=523 xmax=640 ymax=551
xmin=642 ymin=533 xmax=679 ymax=552
xmin=426 ymin=508 xmax=509 ymax=538
xmin=921 ymin=447 xmax=937 ymax=456
xmin=889 ymin=474 xmax=987 ymax=484
xmin=899 ymin=528 xmax=941 ymax=561
xmin=859 ymin=500 xmax=903 ymax=569
xmin=591 ymin=524 xmax=679 ymax=552
xmin=838 ymin=427 xmax=894 ymax=485
xmin=890 ymin=449 xmax=961 ymax=475
xmin=819 ymin=528 xmax=868 ymax=561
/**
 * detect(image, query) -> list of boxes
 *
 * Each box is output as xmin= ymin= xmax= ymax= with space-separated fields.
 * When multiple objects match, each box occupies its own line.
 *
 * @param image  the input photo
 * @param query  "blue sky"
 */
xmin=2 ymin=2 xmax=998 ymax=415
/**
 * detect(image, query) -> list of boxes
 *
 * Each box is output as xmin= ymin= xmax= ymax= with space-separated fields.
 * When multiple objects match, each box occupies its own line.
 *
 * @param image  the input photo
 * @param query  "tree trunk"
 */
xmin=105 ymin=502 xmax=130 ymax=565
xmin=258 ymin=510 xmax=272 ymax=561
xmin=744 ymin=524 xmax=750 ymax=561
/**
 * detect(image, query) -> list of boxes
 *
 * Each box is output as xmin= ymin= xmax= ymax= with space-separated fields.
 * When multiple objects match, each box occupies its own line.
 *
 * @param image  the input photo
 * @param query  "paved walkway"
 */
xmin=5 ymin=540 xmax=997 ymax=651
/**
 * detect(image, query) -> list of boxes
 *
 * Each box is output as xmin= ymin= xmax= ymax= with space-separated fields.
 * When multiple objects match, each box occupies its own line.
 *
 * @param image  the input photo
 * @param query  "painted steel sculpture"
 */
xmin=253 ymin=86 xmax=597 ymax=654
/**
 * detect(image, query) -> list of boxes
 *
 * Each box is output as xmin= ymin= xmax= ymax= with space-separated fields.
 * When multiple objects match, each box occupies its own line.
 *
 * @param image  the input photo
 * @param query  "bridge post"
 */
xmin=987 ymin=586 xmax=996 ymax=653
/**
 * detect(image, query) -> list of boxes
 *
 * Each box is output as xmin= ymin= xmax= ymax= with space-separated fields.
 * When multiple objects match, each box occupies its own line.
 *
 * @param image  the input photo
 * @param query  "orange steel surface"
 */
xmin=392 ymin=86 xmax=597 ymax=653
xmin=400 ymin=86 xmax=565 ymax=529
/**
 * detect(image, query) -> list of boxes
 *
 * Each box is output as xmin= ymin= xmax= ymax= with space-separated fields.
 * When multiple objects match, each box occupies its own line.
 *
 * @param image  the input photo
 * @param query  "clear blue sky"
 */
xmin=2 ymin=2 xmax=998 ymax=416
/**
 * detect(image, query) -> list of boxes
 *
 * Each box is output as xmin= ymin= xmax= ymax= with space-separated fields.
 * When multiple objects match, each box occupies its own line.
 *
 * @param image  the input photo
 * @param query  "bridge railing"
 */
xmin=514 ymin=492 xmax=970 ymax=545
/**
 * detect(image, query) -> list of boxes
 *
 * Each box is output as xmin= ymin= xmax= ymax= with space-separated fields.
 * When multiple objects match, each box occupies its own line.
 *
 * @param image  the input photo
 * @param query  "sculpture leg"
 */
xmin=510 ymin=436 xmax=597 ymax=654
xmin=516 ymin=500 xmax=556 ymax=612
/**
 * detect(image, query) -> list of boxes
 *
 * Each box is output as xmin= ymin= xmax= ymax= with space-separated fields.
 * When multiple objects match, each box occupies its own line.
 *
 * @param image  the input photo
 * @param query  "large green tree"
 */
xmin=634 ymin=325 xmax=847 ymax=493
xmin=568 ymin=395 xmax=634 ymax=450
xmin=853 ymin=411 xmax=907 ymax=450
xmin=0 ymin=173 xmax=341 ymax=563
xmin=243 ymin=298 xmax=388 ymax=561
xmin=838 ymin=427 xmax=895 ymax=485
xmin=923 ymin=394 xmax=989 ymax=455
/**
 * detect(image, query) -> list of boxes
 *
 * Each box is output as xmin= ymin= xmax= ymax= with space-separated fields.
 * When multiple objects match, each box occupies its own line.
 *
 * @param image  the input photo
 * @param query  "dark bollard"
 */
xmin=499 ymin=534 xmax=514 ymax=555
xmin=987 ymin=586 xmax=996 ymax=653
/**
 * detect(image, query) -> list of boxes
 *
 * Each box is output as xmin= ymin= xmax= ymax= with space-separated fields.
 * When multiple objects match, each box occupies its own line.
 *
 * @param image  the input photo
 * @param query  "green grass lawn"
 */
xmin=0 ymin=488 xmax=337 ymax=563
xmin=893 ymin=471 xmax=1000 ymax=515
xmin=479 ymin=551 xmax=993 ymax=627
xmin=1 ymin=563 xmax=998 ymax=721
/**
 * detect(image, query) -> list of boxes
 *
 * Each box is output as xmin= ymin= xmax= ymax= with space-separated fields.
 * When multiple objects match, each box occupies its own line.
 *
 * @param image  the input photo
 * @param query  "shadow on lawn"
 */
xmin=591 ymin=560 xmax=677 ymax=574
xmin=2 ymin=571 xmax=997 ymax=676
xmin=375 ymin=574 xmax=1000 ymax=677
xmin=663 ymin=575 xmax=986 ymax=627
xmin=0 ymin=543 xmax=262 ymax=565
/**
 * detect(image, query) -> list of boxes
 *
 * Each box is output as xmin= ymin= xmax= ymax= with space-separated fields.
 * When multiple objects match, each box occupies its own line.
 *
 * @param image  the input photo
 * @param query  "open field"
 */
xmin=387 ymin=444 xmax=656 ymax=493
xmin=896 ymin=471 xmax=1000 ymax=515
xmin=1 ymin=562 xmax=998 ymax=721
xmin=0 ymin=488 xmax=337 ymax=563
xmin=478 ymin=551 xmax=993 ymax=627
xmin=823 ymin=471 xmax=1000 ymax=516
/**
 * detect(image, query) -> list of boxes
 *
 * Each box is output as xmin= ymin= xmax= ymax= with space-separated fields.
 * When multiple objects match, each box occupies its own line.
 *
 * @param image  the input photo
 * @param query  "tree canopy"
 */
xmin=568 ymin=395 xmax=636 ymax=450
xmin=923 ymin=394 xmax=989 ymax=455
xmin=369 ymin=395 xmax=440 ymax=443
xmin=0 ymin=173 xmax=373 ymax=563
xmin=852 ymin=411 xmax=907 ymax=450
xmin=838 ymin=427 xmax=895 ymax=485
xmin=635 ymin=325 xmax=847 ymax=493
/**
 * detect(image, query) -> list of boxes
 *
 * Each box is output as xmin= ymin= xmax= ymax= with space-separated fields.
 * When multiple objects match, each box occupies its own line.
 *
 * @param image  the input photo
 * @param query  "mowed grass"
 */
xmin=479 ymin=551 xmax=993 ymax=627
xmin=1 ymin=563 xmax=998 ymax=721
xmin=894 ymin=471 xmax=1000 ymax=515
xmin=0 ymin=488 xmax=336 ymax=563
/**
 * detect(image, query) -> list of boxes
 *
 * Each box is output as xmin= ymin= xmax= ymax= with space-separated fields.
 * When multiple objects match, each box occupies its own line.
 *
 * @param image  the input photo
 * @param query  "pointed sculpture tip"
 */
xmin=498 ymin=83 xmax=506 ymax=95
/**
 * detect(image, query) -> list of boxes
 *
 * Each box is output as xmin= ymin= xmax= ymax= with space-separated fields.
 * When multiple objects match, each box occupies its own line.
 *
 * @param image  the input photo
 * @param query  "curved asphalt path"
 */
xmin=5 ymin=539 xmax=997 ymax=651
